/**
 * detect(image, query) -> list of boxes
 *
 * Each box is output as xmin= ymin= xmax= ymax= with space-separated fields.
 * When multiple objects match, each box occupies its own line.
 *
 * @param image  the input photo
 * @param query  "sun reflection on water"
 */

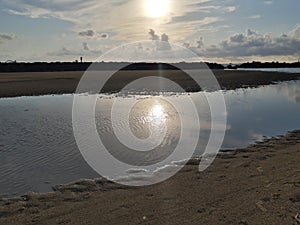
xmin=148 ymin=101 xmax=167 ymax=126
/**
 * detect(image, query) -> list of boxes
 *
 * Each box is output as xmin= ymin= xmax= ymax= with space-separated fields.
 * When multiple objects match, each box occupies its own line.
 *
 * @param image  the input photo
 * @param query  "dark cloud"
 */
xmin=197 ymin=37 xmax=204 ymax=48
xmin=230 ymin=34 xmax=246 ymax=43
xmin=78 ymin=30 xmax=94 ymax=37
xmin=147 ymin=30 xmax=171 ymax=50
xmin=149 ymin=29 xmax=170 ymax=43
xmin=148 ymin=29 xmax=159 ymax=40
xmin=82 ymin=42 xmax=89 ymax=51
xmin=161 ymin=33 xmax=169 ymax=42
xmin=100 ymin=33 xmax=109 ymax=39
xmin=247 ymin=29 xmax=257 ymax=36
xmin=79 ymin=30 xmax=109 ymax=39
xmin=0 ymin=33 xmax=16 ymax=44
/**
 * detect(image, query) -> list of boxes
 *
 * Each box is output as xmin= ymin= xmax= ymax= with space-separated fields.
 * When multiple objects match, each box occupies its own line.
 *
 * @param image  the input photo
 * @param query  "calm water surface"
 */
xmin=0 ymin=81 xmax=299 ymax=196
xmin=237 ymin=67 xmax=300 ymax=73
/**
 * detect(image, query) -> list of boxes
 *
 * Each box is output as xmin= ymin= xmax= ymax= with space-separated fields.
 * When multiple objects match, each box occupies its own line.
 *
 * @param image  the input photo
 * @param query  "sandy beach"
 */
xmin=0 ymin=130 xmax=299 ymax=225
xmin=0 ymin=70 xmax=299 ymax=98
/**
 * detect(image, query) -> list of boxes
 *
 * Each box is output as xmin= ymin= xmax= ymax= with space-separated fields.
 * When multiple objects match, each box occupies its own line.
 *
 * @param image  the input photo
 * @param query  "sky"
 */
xmin=0 ymin=0 xmax=299 ymax=63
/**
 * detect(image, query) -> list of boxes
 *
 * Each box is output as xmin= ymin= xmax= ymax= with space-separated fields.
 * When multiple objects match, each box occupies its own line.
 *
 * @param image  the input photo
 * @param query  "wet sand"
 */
xmin=1 ymin=130 xmax=299 ymax=225
xmin=0 ymin=70 xmax=299 ymax=98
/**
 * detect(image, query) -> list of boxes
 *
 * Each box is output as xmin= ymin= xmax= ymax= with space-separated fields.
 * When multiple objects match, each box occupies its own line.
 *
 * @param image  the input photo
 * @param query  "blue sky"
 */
xmin=0 ymin=0 xmax=299 ymax=63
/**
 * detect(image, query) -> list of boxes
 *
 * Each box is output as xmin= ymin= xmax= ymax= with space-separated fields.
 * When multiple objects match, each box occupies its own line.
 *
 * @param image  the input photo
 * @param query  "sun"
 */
xmin=145 ymin=0 xmax=170 ymax=18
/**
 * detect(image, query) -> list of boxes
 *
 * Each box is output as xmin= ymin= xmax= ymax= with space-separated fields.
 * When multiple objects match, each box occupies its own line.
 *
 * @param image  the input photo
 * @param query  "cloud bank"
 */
xmin=187 ymin=25 xmax=300 ymax=60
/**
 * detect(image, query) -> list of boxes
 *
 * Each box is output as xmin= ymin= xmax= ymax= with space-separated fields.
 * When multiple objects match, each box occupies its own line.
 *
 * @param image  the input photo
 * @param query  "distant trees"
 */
xmin=0 ymin=62 xmax=225 ymax=72
xmin=239 ymin=61 xmax=300 ymax=68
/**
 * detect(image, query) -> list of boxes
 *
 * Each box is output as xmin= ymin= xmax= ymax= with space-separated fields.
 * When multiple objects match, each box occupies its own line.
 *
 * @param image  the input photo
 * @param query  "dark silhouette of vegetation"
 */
xmin=227 ymin=64 xmax=238 ymax=70
xmin=0 ymin=62 xmax=224 ymax=73
xmin=3 ymin=61 xmax=299 ymax=73
xmin=239 ymin=61 xmax=300 ymax=68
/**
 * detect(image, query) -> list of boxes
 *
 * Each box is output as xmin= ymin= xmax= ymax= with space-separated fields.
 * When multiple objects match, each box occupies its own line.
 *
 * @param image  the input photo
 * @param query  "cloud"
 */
xmin=148 ymin=29 xmax=159 ymax=41
xmin=47 ymin=47 xmax=82 ymax=57
xmin=291 ymin=25 xmax=300 ymax=39
xmin=286 ymin=85 xmax=300 ymax=103
xmin=48 ymin=42 xmax=101 ymax=57
xmin=247 ymin=29 xmax=257 ymax=36
xmin=263 ymin=1 xmax=273 ymax=5
xmin=4 ymin=0 xmax=298 ymax=62
xmin=79 ymin=30 xmax=109 ymax=40
xmin=100 ymin=33 xmax=109 ymax=39
xmin=230 ymin=34 xmax=246 ymax=43
xmin=276 ymin=82 xmax=300 ymax=103
xmin=146 ymin=29 xmax=171 ymax=51
xmin=161 ymin=33 xmax=169 ymax=42
xmin=82 ymin=42 xmax=102 ymax=54
xmin=197 ymin=37 xmax=204 ymax=48
xmin=247 ymin=15 xmax=261 ymax=19
xmin=78 ymin=30 xmax=94 ymax=37
xmin=190 ymin=5 xmax=236 ymax=13
xmin=225 ymin=6 xmax=237 ymax=12
xmin=2 ymin=0 xmax=231 ymax=42
xmin=0 ymin=33 xmax=17 ymax=44
xmin=82 ymin=42 xmax=90 ymax=51
xmin=187 ymin=25 xmax=300 ymax=59
xmin=148 ymin=29 xmax=170 ymax=42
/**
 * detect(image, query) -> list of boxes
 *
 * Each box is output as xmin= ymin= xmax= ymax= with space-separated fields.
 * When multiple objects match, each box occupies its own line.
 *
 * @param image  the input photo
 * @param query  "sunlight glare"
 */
xmin=145 ymin=0 xmax=169 ymax=18
xmin=149 ymin=103 xmax=166 ymax=126
xmin=151 ymin=104 xmax=164 ymax=118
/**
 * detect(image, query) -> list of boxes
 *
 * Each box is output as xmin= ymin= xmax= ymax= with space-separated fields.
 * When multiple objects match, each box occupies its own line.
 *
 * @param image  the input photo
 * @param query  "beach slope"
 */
xmin=1 ymin=131 xmax=299 ymax=225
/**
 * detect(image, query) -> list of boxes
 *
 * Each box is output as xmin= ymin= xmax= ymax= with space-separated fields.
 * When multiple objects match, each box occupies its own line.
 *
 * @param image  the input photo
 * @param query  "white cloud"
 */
xmin=189 ymin=5 xmax=236 ymax=13
xmin=225 ymin=6 xmax=237 ymax=12
xmin=263 ymin=1 xmax=273 ymax=5
xmin=285 ymin=85 xmax=300 ymax=103
xmin=247 ymin=15 xmax=261 ymax=19
xmin=291 ymin=25 xmax=300 ymax=39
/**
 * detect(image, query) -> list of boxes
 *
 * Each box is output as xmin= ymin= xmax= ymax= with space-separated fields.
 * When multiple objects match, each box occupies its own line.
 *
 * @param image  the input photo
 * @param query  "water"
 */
xmin=237 ymin=67 xmax=300 ymax=73
xmin=0 ymin=81 xmax=300 ymax=196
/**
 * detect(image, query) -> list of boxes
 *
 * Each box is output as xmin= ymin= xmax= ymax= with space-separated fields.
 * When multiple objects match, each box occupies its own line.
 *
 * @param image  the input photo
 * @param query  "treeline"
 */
xmin=0 ymin=62 xmax=90 ymax=73
xmin=0 ymin=62 xmax=224 ymax=73
xmin=239 ymin=61 xmax=300 ymax=68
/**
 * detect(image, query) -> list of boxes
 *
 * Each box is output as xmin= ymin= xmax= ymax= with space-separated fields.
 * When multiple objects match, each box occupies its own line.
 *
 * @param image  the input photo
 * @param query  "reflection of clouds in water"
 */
xmin=276 ymin=82 xmax=300 ymax=103
xmin=285 ymin=85 xmax=300 ymax=103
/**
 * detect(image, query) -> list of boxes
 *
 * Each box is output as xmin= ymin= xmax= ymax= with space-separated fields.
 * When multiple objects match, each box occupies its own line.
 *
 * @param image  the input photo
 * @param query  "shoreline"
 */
xmin=1 ymin=130 xmax=299 ymax=224
xmin=0 ymin=70 xmax=299 ymax=98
